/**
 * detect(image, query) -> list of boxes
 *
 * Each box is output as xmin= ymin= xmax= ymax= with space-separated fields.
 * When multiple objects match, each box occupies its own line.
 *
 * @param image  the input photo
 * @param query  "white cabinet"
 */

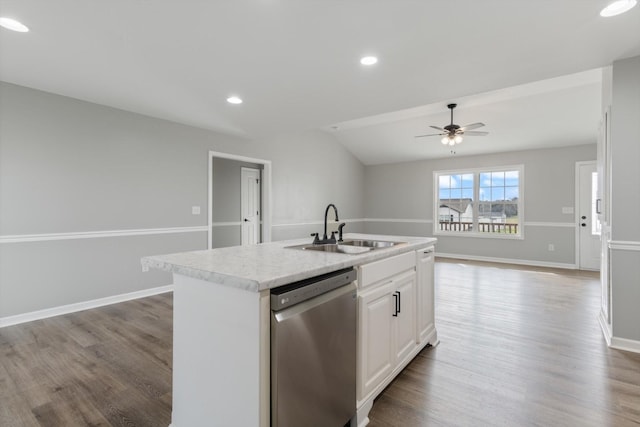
xmin=357 ymin=246 xmax=437 ymax=426
xmin=357 ymin=253 xmax=417 ymax=402
xmin=355 ymin=247 xmax=437 ymax=425
xmin=357 ymin=268 xmax=417 ymax=401
xmin=416 ymin=246 xmax=435 ymax=344
xmin=358 ymin=280 xmax=395 ymax=400
xmin=392 ymin=270 xmax=417 ymax=364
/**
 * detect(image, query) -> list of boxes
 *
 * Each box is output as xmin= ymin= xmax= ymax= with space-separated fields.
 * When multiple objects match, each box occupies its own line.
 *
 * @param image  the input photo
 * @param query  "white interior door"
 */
xmin=241 ymin=167 xmax=261 ymax=245
xmin=578 ymin=162 xmax=601 ymax=270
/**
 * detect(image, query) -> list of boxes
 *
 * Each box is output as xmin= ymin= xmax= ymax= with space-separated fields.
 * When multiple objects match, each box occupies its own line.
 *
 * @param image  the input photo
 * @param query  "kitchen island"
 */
xmin=142 ymin=233 xmax=437 ymax=427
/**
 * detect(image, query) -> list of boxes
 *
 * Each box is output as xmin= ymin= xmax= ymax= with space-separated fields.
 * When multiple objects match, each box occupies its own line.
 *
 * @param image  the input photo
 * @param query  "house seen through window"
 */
xmin=435 ymin=166 xmax=523 ymax=238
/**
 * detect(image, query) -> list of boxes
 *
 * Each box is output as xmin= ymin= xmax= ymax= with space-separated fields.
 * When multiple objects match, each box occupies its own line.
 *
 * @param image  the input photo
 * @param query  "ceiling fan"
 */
xmin=415 ymin=103 xmax=488 ymax=146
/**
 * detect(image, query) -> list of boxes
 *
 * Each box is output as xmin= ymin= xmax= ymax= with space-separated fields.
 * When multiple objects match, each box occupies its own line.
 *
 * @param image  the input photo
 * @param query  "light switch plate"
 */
xmin=562 ymin=207 xmax=574 ymax=214
xmin=192 ymin=206 xmax=201 ymax=215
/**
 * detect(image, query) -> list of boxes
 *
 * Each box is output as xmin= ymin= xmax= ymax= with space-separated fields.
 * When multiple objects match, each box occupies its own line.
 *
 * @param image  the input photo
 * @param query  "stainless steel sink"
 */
xmin=289 ymin=243 xmax=372 ymax=255
xmin=286 ymin=239 xmax=406 ymax=255
xmin=340 ymin=239 xmax=404 ymax=248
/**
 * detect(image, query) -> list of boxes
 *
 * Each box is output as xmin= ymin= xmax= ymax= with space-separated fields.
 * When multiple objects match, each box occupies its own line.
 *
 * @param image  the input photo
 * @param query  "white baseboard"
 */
xmin=436 ymin=252 xmax=577 ymax=270
xmin=610 ymin=336 xmax=640 ymax=354
xmin=0 ymin=285 xmax=174 ymax=328
xmin=598 ymin=310 xmax=612 ymax=346
xmin=0 ymin=226 xmax=207 ymax=244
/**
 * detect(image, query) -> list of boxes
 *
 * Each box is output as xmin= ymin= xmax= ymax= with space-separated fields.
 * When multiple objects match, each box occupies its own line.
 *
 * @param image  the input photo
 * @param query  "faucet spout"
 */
xmin=323 ymin=204 xmax=339 ymax=241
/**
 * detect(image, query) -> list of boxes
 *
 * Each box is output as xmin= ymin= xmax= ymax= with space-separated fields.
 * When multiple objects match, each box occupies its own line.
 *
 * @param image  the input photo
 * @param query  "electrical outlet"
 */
xmin=548 ymin=244 xmax=555 ymax=251
xmin=192 ymin=206 xmax=201 ymax=215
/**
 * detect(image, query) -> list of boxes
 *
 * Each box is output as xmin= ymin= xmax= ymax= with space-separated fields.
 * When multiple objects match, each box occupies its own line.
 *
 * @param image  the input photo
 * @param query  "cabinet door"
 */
xmin=416 ymin=248 xmax=435 ymax=344
xmin=392 ymin=270 xmax=417 ymax=365
xmin=357 ymin=281 xmax=394 ymax=401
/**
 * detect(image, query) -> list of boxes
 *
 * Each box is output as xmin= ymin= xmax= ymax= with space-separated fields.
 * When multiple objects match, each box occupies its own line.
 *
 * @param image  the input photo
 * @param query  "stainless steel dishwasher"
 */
xmin=270 ymin=267 xmax=357 ymax=427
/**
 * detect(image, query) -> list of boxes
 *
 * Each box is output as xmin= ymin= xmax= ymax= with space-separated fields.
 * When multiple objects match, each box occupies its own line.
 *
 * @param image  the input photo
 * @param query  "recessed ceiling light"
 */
xmin=0 ymin=17 xmax=29 ymax=32
xmin=600 ymin=0 xmax=637 ymax=17
xmin=360 ymin=56 xmax=378 ymax=66
xmin=226 ymin=96 xmax=243 ymax=104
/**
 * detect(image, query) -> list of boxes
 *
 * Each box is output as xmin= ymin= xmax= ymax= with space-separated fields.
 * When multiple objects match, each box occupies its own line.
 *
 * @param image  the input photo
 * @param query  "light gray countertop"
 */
xmin=141 ymin=233 xmax=437 ymax=292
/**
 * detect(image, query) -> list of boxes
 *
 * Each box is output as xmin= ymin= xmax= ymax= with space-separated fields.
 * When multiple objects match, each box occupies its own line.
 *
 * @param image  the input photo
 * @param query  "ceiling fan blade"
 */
xmin=460 ymin=122 xmax=485 ymax=131
xmin=430 ymin=125 xmax=446 ymax=131
xmin=463 ymin=131 xmax=489 ymax=136
xmin=415 ymin=133 xmax=445 ymax=138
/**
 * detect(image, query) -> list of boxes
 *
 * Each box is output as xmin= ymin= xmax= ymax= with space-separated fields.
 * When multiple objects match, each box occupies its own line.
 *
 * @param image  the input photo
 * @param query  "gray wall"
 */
xmin=609 ymin=56 xmax=640 ymax=342
xmin=363 ymin=144 xmax=596 ymax=265
xmin=0 ymin=82 xmax=365 ymax=318
xmin=211 ymin=158 xmax=262 ymax=249
xmin=263 ymin=131 xmax=366 ymax=241
xmin=0 ymin=79 xmax=612 ymax=322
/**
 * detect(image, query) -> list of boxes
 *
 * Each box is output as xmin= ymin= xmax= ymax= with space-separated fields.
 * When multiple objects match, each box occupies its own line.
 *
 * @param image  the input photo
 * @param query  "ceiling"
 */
xmin=1 ymin=1 xmax=639 ymax=164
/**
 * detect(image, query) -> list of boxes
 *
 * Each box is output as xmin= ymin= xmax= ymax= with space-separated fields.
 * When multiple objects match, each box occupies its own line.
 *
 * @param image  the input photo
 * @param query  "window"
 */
xmin=434 ymin=165 xmax=523 ymax=238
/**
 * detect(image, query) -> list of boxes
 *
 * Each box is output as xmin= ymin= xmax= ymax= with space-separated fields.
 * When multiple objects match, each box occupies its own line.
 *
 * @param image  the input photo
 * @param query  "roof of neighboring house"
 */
xmin=439 ymin=198 xmax=473 ymax=214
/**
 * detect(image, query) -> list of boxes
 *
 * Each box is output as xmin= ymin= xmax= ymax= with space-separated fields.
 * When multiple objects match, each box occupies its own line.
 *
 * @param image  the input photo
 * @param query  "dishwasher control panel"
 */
xmin=270 ymin=267 xmax=356 ymax=311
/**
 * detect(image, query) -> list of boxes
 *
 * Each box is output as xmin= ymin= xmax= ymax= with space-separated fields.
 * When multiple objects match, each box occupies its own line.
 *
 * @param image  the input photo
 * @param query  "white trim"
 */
xmin=211 ymin=221 xmax=242 ymax=227
xmin=598 ymin=310 xmax=612 ymax=346
xmin=609 ymin=240 xmax=640 ymax=251
xmin=363 ymin=218 xmax=432 ymax=224
xmin=524 ymin=221 xmax=575 ymax=228
xmin=0 ymin=219 xmax=580 ymax=244
xmin=208 ymin=151 xmax=272 ymax=249
xmin=272 ymin=218 xmax=366 ymax=227
xmin=610 ymin=336 xmax=640 ymax=354
xmin=0 ymin=226 xmax=207 ymax=244
xmin=436 ymin=252 xmax=577 ymax=270
xmin=0 ymin=285 xmax=174 ymax=328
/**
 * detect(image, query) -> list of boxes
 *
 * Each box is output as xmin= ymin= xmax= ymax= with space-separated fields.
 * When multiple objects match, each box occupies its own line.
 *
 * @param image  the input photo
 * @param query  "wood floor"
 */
xmin=1 ymin=259 xmax=639 ymax=426
xmin=0 ymin=295 xmax=173 ymax=426
xmin=369 ymin=259 xmax=640 ymax=427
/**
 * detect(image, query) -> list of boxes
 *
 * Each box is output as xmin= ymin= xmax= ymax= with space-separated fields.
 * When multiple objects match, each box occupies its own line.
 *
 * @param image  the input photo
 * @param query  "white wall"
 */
xmin=363 ymin=144 xmax=596 ymax=267
xmin=0 ymin=82 xmax=365 ymax=318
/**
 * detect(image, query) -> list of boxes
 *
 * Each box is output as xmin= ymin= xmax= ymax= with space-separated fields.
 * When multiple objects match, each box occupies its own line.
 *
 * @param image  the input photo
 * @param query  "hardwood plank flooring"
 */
xmin=368 ymin=259 xmax=640 ymax=426
xmin=1 ymin=260 xmax=639 ymax=426
xmin=0 ymin=294 xmax=173 ymax=427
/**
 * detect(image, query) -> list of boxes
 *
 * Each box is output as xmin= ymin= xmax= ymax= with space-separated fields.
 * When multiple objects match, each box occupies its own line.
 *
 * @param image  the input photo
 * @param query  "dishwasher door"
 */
xmin=271 ymin=271 xmax=357 ymax=427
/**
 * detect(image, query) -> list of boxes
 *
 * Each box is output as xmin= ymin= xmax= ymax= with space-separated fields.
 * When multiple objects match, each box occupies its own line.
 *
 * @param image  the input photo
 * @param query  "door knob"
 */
xmin=581 ymin=215 xmax=587 ymax=220
xmin=581 ymin=223 xmax=587 ymax=227
xmin=244 ymin=218 xmax=250 ymax=222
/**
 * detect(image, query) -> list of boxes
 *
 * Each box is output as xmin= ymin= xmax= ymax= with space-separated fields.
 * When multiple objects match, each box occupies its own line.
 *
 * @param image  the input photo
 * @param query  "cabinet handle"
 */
xmin=397 ymin=291 xmax=401 ymax=313
xmin=424 ymin=250 xmax=433 ymax=254
xmin=392 ymin=292 xmax=399 ymax=317
xmin=596 ymin=198 xmax=602 ymax=214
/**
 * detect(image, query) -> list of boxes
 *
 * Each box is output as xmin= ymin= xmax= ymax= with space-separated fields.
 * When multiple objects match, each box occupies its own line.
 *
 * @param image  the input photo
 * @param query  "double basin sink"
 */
xmin=288 ymin=239 xmax=406 ymax=255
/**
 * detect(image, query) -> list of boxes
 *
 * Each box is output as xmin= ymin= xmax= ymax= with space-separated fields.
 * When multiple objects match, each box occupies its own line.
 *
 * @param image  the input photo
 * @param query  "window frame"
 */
xmin=433 ymin=164 xmax=525 ymax=240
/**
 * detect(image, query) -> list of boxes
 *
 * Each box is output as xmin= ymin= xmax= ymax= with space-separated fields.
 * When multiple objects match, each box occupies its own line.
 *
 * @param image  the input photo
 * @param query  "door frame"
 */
xmin=575 ymin=160 xmax=599 ymax=270
xmin=208 ymin=151 xmax=272 ymax=249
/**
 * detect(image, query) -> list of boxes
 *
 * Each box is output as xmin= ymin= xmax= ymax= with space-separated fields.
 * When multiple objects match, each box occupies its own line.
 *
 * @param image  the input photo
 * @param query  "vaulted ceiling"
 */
xmin=1 ymin=1 xmax=639 ymax=164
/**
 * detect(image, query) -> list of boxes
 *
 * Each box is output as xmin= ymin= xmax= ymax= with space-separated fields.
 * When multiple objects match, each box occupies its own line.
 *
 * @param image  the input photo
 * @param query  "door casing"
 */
xmin=208 ymin=151 xmax=272 ymax=249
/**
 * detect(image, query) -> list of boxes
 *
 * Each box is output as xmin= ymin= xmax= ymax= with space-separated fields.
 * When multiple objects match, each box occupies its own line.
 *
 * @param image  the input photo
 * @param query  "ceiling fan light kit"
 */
xmin=416 ymin=103 xmax=488 ymax=147
xmin=441 ymin=134 xmax=463 ymax=145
